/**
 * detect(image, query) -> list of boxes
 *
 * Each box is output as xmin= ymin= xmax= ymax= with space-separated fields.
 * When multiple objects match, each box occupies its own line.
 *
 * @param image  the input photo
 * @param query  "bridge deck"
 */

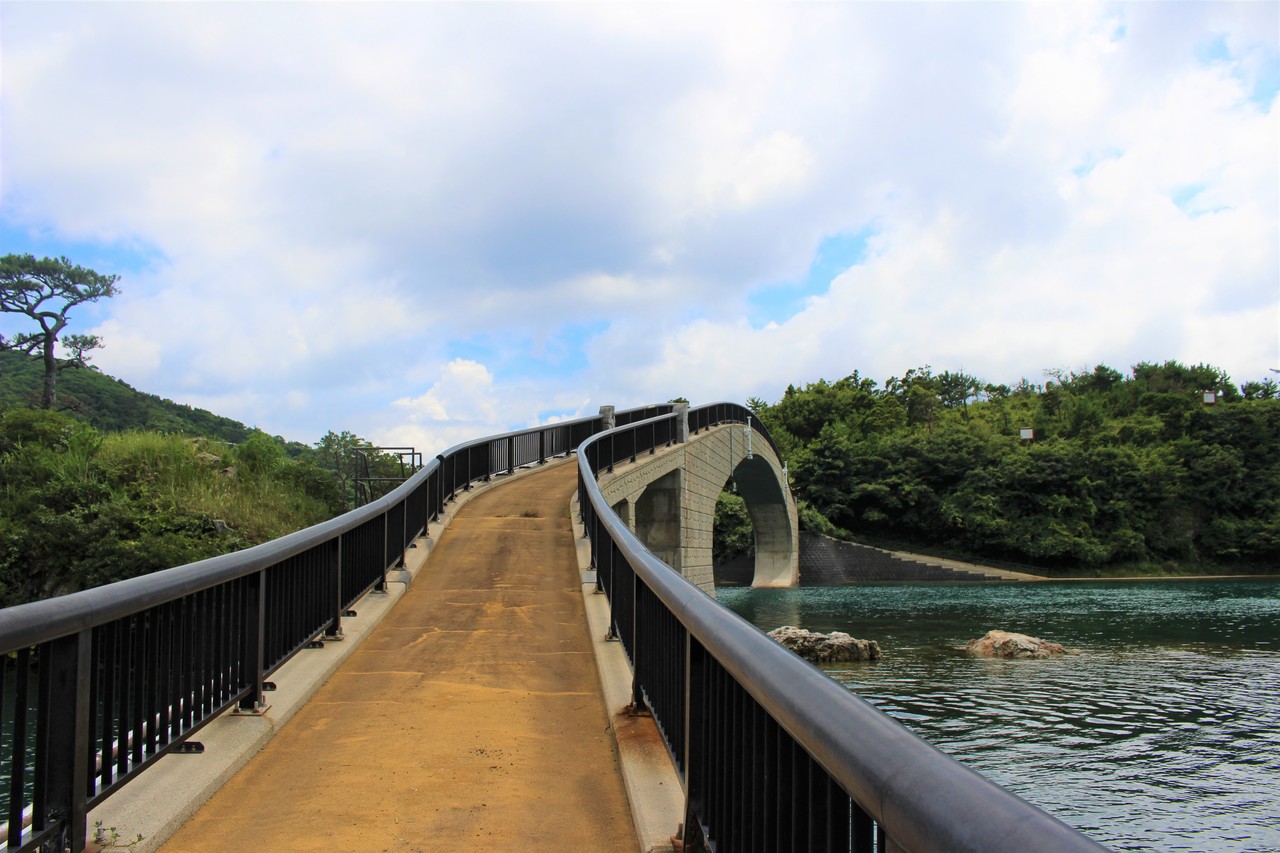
xmin=160 ymin=463 xmax=637 ymax=852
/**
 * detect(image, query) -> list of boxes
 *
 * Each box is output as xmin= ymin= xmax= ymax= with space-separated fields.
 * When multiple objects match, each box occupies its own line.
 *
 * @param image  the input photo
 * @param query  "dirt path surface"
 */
xmin=160 ymin=463 xmax=637 ymax=853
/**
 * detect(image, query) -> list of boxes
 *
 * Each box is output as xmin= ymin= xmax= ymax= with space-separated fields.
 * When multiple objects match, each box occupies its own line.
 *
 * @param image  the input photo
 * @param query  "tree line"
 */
xmin=0 ymin=405 xmax=414 ymax=607
xmin=746 ymin=362 xmax=1279 ymax=575
xmin=0 ymin=254 xmax=426 ymax=607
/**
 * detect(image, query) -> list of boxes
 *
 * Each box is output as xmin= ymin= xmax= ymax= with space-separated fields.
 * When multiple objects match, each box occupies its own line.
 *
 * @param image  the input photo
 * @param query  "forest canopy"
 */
xmin=748 ymin=361 xmax=1280 ymax=574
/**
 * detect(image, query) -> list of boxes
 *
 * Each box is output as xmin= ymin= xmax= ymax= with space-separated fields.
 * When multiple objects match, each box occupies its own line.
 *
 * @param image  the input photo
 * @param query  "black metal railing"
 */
xmin=577 ymin=403 xmax=1108 ymax=853
xmin=0 ymin=404 xmax=669 ymax=853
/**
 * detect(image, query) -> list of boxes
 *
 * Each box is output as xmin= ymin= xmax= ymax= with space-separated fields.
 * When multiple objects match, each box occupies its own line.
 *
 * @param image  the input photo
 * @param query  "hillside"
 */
xmin=750 ymin=362 xmax=1280 ymax=576
xmin=0 ymin=350 xmax=252 ymax=442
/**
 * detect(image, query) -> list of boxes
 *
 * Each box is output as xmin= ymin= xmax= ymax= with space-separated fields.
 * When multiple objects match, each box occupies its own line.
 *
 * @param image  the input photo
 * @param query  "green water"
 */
xmin=718 ymin=579 xmax=1280 ymax=853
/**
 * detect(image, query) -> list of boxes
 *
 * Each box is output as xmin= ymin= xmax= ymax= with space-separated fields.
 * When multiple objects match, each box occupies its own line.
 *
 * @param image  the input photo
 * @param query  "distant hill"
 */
xmin=0 ymin=350 xmax=252 ymax=442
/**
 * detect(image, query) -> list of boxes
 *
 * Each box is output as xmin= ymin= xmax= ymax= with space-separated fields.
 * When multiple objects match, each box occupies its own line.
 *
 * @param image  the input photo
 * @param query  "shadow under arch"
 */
xmin=729 ymin=453 xmax=795 ymax=588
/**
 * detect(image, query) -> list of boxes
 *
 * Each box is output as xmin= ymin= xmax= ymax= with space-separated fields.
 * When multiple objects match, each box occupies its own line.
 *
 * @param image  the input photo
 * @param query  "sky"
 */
xmin=1 ymin=2 xmax=1277 ymax=452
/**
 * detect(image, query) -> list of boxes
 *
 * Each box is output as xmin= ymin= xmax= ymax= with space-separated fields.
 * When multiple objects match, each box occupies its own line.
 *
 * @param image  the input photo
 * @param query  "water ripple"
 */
xmin=721 ymin=579 xmax=1280 ymax=852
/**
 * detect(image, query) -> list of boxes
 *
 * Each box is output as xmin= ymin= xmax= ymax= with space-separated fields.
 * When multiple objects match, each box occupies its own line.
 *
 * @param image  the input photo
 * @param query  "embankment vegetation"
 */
xmin=0 ymin=354 xmax=408 ymax=607
xmin=744 ymin=362 xmax=1279 ymax=576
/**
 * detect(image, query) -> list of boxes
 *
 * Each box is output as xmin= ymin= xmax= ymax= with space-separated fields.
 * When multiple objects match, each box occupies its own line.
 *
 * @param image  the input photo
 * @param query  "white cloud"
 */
xmin=0 ymin=2 xmax=1274 ymax=445
xmin=394 ymin=359 xmax=498 ymax=425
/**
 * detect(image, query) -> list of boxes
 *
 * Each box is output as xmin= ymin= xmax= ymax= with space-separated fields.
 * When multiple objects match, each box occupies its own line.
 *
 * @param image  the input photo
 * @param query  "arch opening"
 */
xmin=716 ymin=456 xmax=794 ymax=588
xmin=713 ymin=480 xmax=755 ymax=587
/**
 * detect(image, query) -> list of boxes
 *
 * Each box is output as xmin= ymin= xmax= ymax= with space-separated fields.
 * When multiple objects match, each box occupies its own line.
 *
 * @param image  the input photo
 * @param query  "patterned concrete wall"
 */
xmin=596 ymin=424 xmax=799 ymax=595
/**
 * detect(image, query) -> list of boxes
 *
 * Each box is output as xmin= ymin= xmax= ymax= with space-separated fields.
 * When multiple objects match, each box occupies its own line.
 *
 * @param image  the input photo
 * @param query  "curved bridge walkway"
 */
xmin=160 ymin=463 xmax=636 ymax=852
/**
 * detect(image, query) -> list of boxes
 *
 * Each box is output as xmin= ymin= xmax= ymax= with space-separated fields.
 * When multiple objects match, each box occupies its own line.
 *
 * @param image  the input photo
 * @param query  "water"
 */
xmin=718 ymin=579 xmax=1280 ymax=852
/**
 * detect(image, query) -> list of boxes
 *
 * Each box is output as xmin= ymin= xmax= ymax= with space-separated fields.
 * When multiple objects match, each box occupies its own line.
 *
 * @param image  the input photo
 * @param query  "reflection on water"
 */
xmin=719 ymin=580 xmax=1280 ymax=853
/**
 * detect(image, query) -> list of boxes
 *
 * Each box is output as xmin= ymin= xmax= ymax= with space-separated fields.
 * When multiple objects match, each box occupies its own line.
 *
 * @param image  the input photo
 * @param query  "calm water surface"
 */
xmin=718 ymin=579 xmax=1280 ymax=852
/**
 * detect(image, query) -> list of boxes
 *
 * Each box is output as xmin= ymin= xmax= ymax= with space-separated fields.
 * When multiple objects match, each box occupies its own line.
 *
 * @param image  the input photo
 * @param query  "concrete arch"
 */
xmin=595 ymin=423 xmax=798 ymax=595
xmin=728 ymin=454 xmax=794 ymax=589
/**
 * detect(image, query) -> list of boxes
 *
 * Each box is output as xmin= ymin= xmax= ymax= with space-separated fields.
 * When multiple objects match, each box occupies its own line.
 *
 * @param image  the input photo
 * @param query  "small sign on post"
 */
xmin=1019 ymin=428 xmax=1035 ymax=441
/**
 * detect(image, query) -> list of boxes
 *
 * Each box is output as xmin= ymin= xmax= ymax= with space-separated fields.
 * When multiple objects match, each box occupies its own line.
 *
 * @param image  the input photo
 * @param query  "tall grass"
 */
xmin=95 ymin=432 xmax=333 ymax=544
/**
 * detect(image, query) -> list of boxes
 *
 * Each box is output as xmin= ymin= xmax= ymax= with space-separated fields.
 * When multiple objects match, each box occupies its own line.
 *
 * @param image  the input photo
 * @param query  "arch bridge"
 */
xmin=0 ymin=402 xmax=1104 ymax=853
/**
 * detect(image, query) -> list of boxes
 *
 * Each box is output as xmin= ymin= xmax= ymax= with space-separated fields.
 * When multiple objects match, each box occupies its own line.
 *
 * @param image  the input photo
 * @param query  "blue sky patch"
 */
xmin=1251 ymin=50 xmax=1280 ymax=110
xmin=1197 ymin=34 xmax=1231 ymax=64
xmin=1072 ymin=148 xmax=1124 ymax=178
xmin=748 ymin=227 xmax=875 ymax=327
xmin=0 ymin=221 xmax=165 ymax=278
xmin=1196 ymin=34 xmax=1279 ymax=111
xmin=1171 ymin=183 xmax=1232 ymax=218
xmin=445 ymin=319 xmax=607 ymax=382
xmin=1171 ymin=184 xmax=1206 ymax=211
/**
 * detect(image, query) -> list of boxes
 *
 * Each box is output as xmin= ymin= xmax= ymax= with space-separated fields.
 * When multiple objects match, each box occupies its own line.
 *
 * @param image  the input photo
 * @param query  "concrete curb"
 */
xmin=571 ymin=493 xmax=685 ymax=853
xmin=86 ymin=457 xmax=576 ymax=853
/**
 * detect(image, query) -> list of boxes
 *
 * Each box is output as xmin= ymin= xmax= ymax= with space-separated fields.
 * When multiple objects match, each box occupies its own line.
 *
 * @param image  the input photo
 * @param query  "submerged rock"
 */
xmin=963 ymin=630 xmax=1081 ymax=659
xmin=768 ymin=626 xmax=882 ymax=663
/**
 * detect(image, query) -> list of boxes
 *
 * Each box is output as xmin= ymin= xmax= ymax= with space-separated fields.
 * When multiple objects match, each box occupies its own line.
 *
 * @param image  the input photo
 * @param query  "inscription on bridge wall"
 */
xmin=596 ymin=424 xmax=799 ymax=595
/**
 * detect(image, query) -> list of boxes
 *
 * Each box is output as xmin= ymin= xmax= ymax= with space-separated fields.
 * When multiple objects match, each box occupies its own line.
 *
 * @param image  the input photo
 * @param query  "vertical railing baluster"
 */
xmin=682 ymin=636 xmax=705 ymax=851
xmin=130 ymin=615 xmax=144 ymax=768
xmin=853 ymin=800 xmax=874 ymax=852
xmin=146 ymin=609 xmax=160 ymax=755
xmin=8 ymin=649 xmax=30 ymax=850
xmin=376 ymin=511 xmax=388 ymax=592
xmin=327 ymin=537 xmax=344 ymax=639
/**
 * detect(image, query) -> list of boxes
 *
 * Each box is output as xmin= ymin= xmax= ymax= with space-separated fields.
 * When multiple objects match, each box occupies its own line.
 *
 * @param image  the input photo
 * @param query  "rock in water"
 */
xmin=963 ymin=630 xmax=1081 ymax=658
xmin=768 ymin=626 xmax=882 ymax=662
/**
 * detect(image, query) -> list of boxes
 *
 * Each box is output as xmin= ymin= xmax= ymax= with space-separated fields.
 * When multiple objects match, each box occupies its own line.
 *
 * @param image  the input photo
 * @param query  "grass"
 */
xmin=95 ymin=432 xmax=333 ymax=543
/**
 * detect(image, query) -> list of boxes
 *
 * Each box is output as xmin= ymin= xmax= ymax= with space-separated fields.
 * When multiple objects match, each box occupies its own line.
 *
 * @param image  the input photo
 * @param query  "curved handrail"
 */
xmin=0 ymin=404 xmax=670 ymax=650
xmin=0 ymin=402 xmax=669 ymax=853
xmin=576 ymin=403 xmax=1107 ymax=853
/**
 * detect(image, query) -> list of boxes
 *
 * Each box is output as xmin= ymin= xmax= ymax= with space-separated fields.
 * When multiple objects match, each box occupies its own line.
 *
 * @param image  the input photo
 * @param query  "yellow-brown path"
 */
xmin=161 ymin=463 xmax=636 ymax=853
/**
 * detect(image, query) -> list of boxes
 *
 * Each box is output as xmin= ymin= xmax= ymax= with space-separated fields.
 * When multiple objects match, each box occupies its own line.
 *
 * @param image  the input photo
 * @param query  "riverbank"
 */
xmin=887 ymin=548 xmax=1280 ymax=583
xmin=834 ymin=532 xmax=1279 ymax=581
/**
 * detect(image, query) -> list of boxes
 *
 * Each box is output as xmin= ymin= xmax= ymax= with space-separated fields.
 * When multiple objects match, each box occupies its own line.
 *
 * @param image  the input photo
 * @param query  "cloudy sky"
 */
xmin=2 ymin=2 xmax=1276 ymax=451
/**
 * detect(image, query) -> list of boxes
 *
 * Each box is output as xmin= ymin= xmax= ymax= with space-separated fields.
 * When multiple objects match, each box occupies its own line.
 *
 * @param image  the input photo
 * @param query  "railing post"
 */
xmin=629 ymin=567 xmax=642 ymax=709
xmin=237 ymin=571 xmax=268 ymax=713
xmin=604 ymin=536 xmax=617 ymax=641
xmin=325 ymin=536 xmax=344 ymax=640
xmin=36 ymin=630 xmax=92 ymax=853
xmin=682 ymin=633 xmax=708 ymax=851
xmin=506 ymin=436 xmax=515 ymax=475
xmin=399 ymin=499 xmax=408 ymax=568
xmin=375 ymin=512 xmax=389 ymax=593
xmin=436 ymin=454 xmax=447 ymax=513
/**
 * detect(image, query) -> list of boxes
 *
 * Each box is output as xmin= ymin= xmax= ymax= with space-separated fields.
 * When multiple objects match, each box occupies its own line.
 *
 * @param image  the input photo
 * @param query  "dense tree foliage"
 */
xmin=1 ymin=350 xmax=253 ymax=442
xmin=0 ymin=410 xmax=342 ymax=606
xmin=713 ymin=491 xmax=754 ymax=564
xmin=0 ymin=254 xmax=119 ymax=409
xmin=0 ymin=356 xmax=423 ymax=605
xmin=752 ymin=362 xmax=1280 ymax=574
